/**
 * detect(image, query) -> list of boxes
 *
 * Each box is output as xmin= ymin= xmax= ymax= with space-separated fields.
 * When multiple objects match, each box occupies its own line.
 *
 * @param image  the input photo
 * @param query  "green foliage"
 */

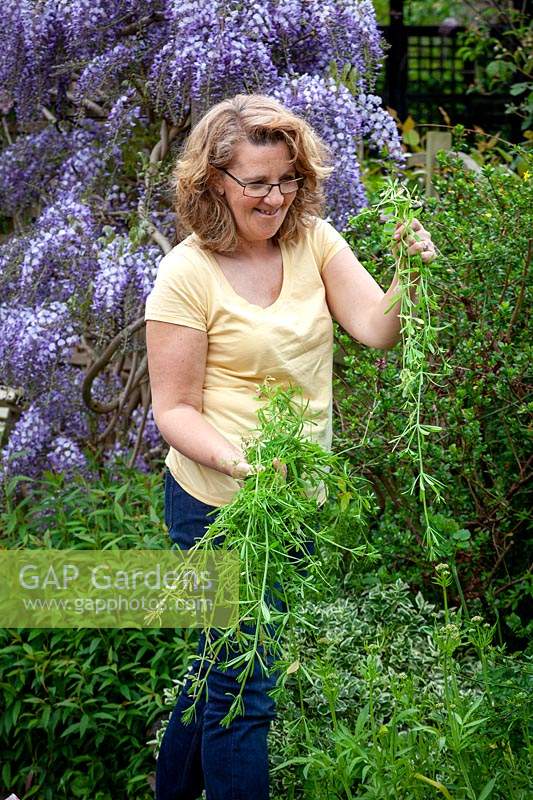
xmin=1 ymin=456 xmax=168 ymax=549
xmin=0 ymin=626 xmax=194 ymax=799
xmin=148 ymin=386 xmax=531 ymax=799
xmin=155 ymin=381 xmax=380 ymax=729
xmin=2 ymin=145 xmax=531 ymax=797
xmin=1 ymin=377 xmax=531 ymax=797
xmin=0 ymin=461 xmax=197 ymax=800
xmin=268 ymin=577 xmax=533 ymax=799
xmin=356 ymin=178 xmax=448 ymax=559
xmin=457 ymin=4 xmax=533 ymax=132
xmin=371 ymin=1 xmax=472 ymax=29
xmin=333 ymin=143 xmax=532 ymax=638
xmin=402 ymin=0 xmax=470 ymax=26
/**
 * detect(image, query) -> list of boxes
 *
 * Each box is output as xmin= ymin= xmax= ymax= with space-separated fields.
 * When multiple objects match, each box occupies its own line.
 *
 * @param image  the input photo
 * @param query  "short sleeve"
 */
xmin=309 ymin=217 xmax=351 ymax=274
xmin=144 ymin=249 xmax=208 ymax=332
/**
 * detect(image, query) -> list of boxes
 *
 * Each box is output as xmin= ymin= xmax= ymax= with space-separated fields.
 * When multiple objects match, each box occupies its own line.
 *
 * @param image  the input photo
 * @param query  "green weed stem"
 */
xmin=355 ymin=177 xmax=450 ymax=560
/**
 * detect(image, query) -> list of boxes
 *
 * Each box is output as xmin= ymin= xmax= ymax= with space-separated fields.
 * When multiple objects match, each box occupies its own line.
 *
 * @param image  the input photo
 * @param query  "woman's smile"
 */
xmin=254 ymin=208 xmax=282 ymax=217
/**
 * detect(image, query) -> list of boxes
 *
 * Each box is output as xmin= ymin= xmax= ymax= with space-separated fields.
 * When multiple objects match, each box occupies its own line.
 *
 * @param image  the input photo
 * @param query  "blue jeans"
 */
xmin=156 ymin=469 xmax=278 ymax=800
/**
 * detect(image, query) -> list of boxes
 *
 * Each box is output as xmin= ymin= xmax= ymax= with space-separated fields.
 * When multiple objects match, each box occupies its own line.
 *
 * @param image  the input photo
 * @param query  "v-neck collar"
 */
xmin=205 ymin=241 xmax=288 ymax=312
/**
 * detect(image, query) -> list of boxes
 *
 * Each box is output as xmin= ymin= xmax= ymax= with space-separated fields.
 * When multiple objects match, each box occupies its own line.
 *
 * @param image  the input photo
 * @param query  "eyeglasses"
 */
xmin=215 ymin=167 xmax=304 ymax=198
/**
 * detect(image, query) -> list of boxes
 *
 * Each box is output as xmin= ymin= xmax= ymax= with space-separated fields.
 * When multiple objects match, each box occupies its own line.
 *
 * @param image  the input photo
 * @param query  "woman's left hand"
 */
xmin=393 ymin=217 xmax=436 ymax=264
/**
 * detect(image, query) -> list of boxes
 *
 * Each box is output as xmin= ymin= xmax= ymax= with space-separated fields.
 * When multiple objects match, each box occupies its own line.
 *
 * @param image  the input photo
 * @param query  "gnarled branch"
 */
xmin=82 ymin=316 xmax=145 ymax=413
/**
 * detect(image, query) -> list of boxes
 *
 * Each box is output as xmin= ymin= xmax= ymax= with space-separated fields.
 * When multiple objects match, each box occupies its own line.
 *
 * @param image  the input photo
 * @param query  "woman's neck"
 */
xmin=230 ymin=237 xmax=278 ymax=262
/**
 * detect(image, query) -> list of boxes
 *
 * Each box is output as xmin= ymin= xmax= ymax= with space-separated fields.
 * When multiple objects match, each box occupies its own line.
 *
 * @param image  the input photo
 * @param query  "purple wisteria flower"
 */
xmin=274 ymin=73 xmax=369 ymax=226
xmin=1 ymin=1 xmax=63 ymax=124
xmin=357 ymin=92 xmax=405 ymax=163
xmin=48 ymin=435 xmax=90 ymax=476
xmin=0 ymin=126 xmax=67 ymax=216
xmin=0 ymin=401 xmax=51 ymax=480
xmin=1 ymin=367 xmax=95 ymax=481
xmin=103 ymin=89 xmax=146 ymax=163
xmin=92 ymin=236 xmax=160 ymax=319
xmin=0 ymin=301 xmax=79 ymax=392
xmin=72 ymin=43 xmax=140 ymax=108
xmin=16 ymin=197 xmax=99 ymax=306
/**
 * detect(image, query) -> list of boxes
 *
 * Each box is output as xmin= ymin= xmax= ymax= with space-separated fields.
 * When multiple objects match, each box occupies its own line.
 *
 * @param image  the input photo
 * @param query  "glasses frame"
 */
xmin=215 ymin=167 xmax=304 ymax=198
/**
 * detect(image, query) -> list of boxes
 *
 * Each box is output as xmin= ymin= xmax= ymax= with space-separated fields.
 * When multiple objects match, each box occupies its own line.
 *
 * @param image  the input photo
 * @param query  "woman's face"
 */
xmin=215 ymin=139 xmax=298 ymax=249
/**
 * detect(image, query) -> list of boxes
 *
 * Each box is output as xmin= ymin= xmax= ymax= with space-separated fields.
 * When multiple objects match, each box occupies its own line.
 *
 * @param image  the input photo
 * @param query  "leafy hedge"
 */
xmin=332 ymin=143 xmax=532 ymax=642
xmin=0 ymin=464 xmax=197 ymax=799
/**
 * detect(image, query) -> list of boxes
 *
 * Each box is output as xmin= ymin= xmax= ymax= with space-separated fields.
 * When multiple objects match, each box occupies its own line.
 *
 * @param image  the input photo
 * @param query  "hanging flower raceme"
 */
xmin=48 ymin=435 xmax=90 ymax=477
xmin=0 ymin=301 xmax=79 ymax=394
xmin=273 ymin=74 xmax=369 ymax=227
xmin=92 ymin=236 xmax=160 ymax=318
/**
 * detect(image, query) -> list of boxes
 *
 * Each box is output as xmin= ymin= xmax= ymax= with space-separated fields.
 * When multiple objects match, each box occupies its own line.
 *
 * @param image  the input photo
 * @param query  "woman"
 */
xmin=144 ymin=93 xmax=435 ymax=800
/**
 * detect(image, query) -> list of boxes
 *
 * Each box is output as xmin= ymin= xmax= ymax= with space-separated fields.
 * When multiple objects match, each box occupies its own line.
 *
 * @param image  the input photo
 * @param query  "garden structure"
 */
xmin=379 ymin=0 xmax=527 ymax=137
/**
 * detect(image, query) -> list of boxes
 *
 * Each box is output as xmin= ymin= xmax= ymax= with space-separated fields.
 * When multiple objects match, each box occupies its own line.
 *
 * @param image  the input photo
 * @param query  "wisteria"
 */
xmin=16 ymin=196 xmax=98 ymax=304
xmin=1 ymin=402 xmax=51 ymax=480
xmin=273 ymin=74 xmax=369 ymax=227
xmin=48 ymin=435 xmax=90 ymax=477
xmin=357 ymin=92 xmax=405 ymax=163
xmin=0 ymin=368 xmax=92 ymax=480
xmin=0 ymin=126 xmax=66 ymax=216
xmin=103 ymin=90 xmax=146 ymax=163
xmin=72 ymin=44 xmax=140 ymax=108
xmin=92 ymin=236 xmax=160 ymax=319
xmin=0 ymin=302 xmax=78 ymax=393
xmin=0 ymin=0 xmax=404 ymax=481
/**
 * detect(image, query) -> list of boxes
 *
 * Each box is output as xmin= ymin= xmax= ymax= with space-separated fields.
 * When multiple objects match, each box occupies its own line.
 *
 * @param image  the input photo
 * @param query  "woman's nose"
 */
xmin=264 ymin=185 xmax=284 ymax=205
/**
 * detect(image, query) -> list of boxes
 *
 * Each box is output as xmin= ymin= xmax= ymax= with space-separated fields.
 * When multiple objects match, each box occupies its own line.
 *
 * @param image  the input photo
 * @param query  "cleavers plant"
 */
xmin=353 ymin=178 xmax=449 ymax=560
xmin=150 ymin=380 xmax=380 ymax=728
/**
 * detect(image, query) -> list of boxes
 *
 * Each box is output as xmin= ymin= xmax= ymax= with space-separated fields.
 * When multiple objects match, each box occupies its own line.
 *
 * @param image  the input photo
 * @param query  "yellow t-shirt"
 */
xmin=144 ymin=216 xmax=350 ymax=506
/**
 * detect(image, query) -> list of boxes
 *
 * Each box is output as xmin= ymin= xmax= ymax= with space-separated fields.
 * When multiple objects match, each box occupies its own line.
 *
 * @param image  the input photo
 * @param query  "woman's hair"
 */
xmin=171 ymin=94 xmax=333 ymax=252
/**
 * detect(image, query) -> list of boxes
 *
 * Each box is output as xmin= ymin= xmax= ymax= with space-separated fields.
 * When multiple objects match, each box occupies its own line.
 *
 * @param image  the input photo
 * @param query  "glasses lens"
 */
xmin=244 ymin=184 xmax=270 ymax=197
xmin=280 ymin=179 xmax=300 ymax=194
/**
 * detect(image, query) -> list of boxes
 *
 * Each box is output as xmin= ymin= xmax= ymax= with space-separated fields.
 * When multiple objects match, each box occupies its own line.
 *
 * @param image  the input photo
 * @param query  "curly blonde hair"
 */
xmin=171 ymin=94 xmax=333 ymax=253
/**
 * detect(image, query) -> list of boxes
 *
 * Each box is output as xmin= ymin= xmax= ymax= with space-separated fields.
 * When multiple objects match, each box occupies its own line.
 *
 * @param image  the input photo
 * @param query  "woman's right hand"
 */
xmin=218 ymin=449 xmax=259 ymax=479
xmin=229 ymin=459 xmax=260 ymax=479
xmin=221 ymin=453 xmax=287 ymax=481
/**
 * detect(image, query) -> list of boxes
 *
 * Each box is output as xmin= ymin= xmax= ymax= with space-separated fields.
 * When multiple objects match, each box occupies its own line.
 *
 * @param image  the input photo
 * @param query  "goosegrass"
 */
xmin=149 ymin=380 xmax=380 ymax=728
xmin=152 ymin=181 xmax=452 ymax=725
xmin=355 ymin=177 xmax=449 ymax=561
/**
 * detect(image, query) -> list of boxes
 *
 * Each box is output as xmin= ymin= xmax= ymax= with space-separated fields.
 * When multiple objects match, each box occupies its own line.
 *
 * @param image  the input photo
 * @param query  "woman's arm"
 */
xmin=322 ymin=219 xmax=435 ymax=350
xmin=145 ymin=320 xmax=254 ymax=479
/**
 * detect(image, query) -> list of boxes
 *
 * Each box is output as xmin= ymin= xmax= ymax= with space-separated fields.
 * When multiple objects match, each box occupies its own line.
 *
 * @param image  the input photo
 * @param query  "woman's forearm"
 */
xmin=154 ymin=404 xmax=246 ymax=477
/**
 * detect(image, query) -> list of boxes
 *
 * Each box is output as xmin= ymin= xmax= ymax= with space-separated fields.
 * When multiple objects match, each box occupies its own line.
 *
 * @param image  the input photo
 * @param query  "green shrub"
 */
xmin=0 ymin=461 xmax=197 ymax=799
xmin=269 ymin=577 xmax=533 ymax=800
xmin=1 ymin=458 xmax=167 ymax=550
xmin=0 ymin=626 xmax=194 ymax=799
xmin=332 ymin=143 xmax=532 ymax=643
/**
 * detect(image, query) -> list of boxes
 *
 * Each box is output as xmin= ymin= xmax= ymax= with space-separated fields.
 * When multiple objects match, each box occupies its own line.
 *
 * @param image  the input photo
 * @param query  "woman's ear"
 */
xmin=210 ymin=180 xmax=224 ymax=197
xmin=209 ymin=166 xmax=225 ymax=196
